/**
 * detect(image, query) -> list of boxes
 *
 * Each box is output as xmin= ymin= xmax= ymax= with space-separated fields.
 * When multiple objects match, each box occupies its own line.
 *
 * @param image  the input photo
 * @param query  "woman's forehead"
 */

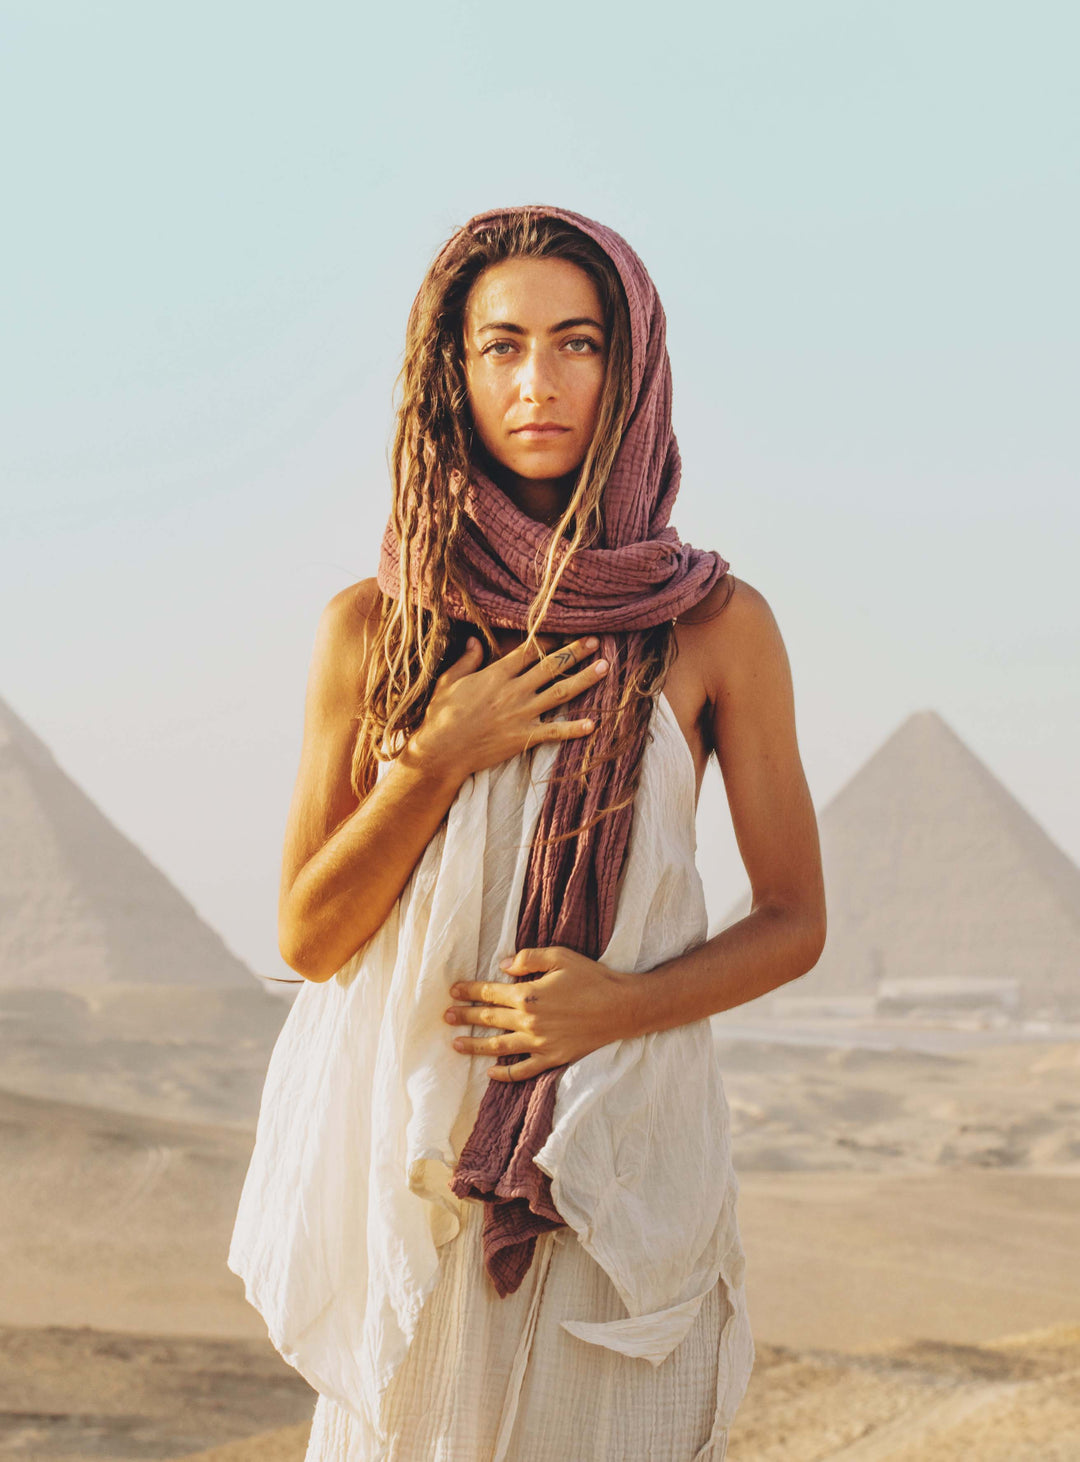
xmin=464 ymin=258 xmax=604 ymax=333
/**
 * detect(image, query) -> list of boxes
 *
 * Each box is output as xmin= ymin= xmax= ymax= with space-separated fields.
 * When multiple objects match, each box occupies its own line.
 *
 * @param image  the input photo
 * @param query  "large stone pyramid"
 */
xmin=0 ymin=694 xmax=257 ymax=989
xmin=724 ymin=710 xmax=1080 ymax=1018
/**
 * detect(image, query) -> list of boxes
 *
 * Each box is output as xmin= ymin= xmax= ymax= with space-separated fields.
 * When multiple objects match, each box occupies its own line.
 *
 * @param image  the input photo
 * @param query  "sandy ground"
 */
xmin=0 ymin=984 xmax=286 ymax=1129
xmin=726 ymin=1325 xmax=1080 ymax=1462
xmin=718 ymin=1036 xmax=1080 ymax=1175
xmin=5 ymin=1031 xmax=1080 ymax=1458
xmin=738 ymin=1170 xmax=1080 ymax=1351
xmin=0 ymin=1324 xmax=314 ymax=1461
xmin=6 ymin=1323 xmax=1078 ymax=1462
xmin=0 ymin=1086 xmax=263 ymax=1336
xmin=173 ymin=1335 xmax=1080 ymax=1462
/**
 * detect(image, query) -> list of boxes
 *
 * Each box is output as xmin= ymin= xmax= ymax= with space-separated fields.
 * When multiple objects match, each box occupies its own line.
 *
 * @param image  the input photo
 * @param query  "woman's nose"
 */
xmin=518 ymin=348 xmax=557 ymax=404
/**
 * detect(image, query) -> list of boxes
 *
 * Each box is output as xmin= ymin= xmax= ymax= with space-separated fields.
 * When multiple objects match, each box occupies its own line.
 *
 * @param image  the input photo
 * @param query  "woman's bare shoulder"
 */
xmin=317 ymin=576 xmax=383 ymax=650
xmin=319 ymin=576 xmax=384 ymax=639
xmin=677 ymin=575 xmax=785 ymax=675
xmin=674 ymin=577 xmax=791 ymax=734
xmin=307 ymin=577 xmax=385 ymax=711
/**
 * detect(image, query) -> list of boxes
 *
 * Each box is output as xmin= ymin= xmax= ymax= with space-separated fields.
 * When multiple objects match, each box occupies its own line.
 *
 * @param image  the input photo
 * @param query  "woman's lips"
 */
xmin=510 ymin=424 xmax=571 ymax=437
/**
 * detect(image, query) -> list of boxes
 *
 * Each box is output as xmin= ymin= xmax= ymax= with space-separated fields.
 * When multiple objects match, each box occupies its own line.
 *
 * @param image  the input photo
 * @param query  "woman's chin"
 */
xmin=501 ymin=452 xmax=584 ymax=482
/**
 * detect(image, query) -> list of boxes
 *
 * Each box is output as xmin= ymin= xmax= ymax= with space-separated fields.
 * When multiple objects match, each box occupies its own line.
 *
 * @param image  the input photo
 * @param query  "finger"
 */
xmin=451 ymin=1031 xmax=534 ymax=1057
xmin=501 ymin=947 xmax=561 ymax=977
xmin=525 ymin=715 xmax=596 ymax=745
xmin=532 ymin=656 xmax=609 ymax=715
xmin=488 ymin=1056 xmax=551 ymax=1082
xmin=492 ymin=633 xmax=555 ymax=676
xmin=437 ymin=637 xmax=484 ymax=686
xmin=449 ymin=979 xmax=518 ymax=1005
xmin=447 ymin=1004 xmax=524 ymax=1031
xmin=519 ymin=635 xmax=601 ymax=692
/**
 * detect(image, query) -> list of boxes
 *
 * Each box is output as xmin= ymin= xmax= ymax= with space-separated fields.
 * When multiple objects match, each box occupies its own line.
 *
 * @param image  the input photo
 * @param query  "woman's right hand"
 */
xmin=409 ymin=634 xmax=609 ymax=782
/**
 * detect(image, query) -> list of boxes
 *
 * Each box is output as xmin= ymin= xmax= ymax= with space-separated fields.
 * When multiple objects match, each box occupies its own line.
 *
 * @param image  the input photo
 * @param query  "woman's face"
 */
xmin=462 ymin=257 xmax=607 ymax=487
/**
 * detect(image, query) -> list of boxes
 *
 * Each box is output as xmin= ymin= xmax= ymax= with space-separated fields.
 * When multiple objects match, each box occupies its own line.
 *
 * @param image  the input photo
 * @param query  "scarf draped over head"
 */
xmin=376 ymin=204 xmax=728 ymax=1297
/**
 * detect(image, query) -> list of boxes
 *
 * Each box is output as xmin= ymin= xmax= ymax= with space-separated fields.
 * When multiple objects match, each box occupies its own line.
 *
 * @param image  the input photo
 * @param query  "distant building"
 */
xmin=875 ymin=977 xmax=1020 ymax=1019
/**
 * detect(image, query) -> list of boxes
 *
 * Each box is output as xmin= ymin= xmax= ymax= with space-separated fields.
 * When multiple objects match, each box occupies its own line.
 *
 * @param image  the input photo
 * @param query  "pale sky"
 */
xmin=2 ymin=1 xmax=1077 ymax=982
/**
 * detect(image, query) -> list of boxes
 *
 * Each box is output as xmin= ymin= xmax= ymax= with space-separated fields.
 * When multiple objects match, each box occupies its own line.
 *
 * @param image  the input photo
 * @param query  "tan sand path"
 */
xmin=0 ymin=1086 xmax=264 ymax=1336
xmin=724 ymin=1327 xmax=1080 ymax=1462
xmin=737 ymin=1170 xmax=1080 ymax=1351
xmin=0 ymin=1323 xmax=314 ymax=1461
xmin=169 ymin=1424 xmax=311 ymax=1462
xmin=814 ymin=1384 xmax=1022 ymax=1460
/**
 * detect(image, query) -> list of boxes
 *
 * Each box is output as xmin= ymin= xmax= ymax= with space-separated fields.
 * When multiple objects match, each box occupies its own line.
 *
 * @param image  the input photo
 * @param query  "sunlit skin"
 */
xmin=277 ymin=256 xmax=825 ymax=1084
xmin=463 ymin=256 xmax=607 ymax=526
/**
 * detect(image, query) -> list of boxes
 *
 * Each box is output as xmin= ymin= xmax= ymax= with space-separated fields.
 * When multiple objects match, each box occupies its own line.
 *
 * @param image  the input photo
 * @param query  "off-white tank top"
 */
xmin=228 ymin=692 xmax=753 ymax=1436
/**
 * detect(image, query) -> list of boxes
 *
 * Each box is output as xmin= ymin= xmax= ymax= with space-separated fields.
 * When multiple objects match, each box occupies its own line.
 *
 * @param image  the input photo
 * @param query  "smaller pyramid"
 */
xmin=724 ymin=711 xmax=1080 ymax=1018
xmin=0 ymin=695 xmax=258 ymax=989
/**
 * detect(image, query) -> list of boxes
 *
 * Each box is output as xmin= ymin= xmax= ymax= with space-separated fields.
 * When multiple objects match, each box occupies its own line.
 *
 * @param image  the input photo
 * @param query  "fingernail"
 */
xmin=585 ymin=636 xmax=599 ymax=649
xmin=444 ymin=1010 xmax=458 ymax=1023
xmin=450 ymin=984 xmax=463 ymax=996
xmin=594 ymin=659 xmax=608 ymax=674
xmin=453 ymin=1039 xmax=466 ymax=1050
xmin=499 ymin=957 xmax=512 ymax=970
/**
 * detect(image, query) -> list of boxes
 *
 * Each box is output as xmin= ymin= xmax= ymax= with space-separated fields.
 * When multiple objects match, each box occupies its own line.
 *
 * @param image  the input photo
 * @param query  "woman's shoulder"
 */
xmin=319 ymin=576 xmax=384 ymax=637
xmin=676 ymin=574 xmax=780 ymax=653
xmin=316 ymin=576 xmax=384 ymax=653
xmin=306 ymin=578 xmax=385 ymax=706
xmin=673 ymin=573 xmax=789 ymax=709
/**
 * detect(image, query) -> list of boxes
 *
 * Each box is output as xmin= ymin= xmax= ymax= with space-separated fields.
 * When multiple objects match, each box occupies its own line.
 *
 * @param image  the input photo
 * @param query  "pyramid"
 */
xmin=0 ymin=695 xmax=258 ymax=989
xmin=724 ymin=711 xmax=1080 ymax=1018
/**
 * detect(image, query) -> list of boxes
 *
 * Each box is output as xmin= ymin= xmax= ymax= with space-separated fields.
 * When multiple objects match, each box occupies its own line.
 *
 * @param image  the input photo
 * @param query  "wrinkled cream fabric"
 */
xmin=228 ymin=692 xmax=754 ymax=1456
xmin=305 ymin=1194 xmax=735 ymax=1461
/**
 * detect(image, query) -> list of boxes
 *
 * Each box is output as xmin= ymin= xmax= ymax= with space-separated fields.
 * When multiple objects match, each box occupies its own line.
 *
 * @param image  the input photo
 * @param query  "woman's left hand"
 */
xmin=445 ymin=947 xmax=640 ymax=1082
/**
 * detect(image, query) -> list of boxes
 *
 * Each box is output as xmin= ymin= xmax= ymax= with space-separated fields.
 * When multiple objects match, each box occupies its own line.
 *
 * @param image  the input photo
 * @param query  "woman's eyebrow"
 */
xmin=549 ymin=316 xmax=605 ymax=334
xmin=475 ymin=317 xmax=606 ymax=335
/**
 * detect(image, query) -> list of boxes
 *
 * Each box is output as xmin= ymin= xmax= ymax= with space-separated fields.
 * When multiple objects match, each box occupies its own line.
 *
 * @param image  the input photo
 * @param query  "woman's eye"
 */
xmin=483 ymin=340 xmax=516 ymax=356
xmin=565 ymin=337 xmax=601 ymax=354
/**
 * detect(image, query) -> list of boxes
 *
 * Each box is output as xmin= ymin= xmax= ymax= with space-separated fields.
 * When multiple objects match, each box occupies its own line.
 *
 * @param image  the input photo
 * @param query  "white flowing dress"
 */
xmin=228 ymin=692 xmax=754 ymax=1461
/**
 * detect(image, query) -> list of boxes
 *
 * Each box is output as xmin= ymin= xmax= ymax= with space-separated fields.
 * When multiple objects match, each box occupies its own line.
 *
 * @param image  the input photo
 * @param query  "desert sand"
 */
xmin=4 ymin=1033 xmax=1079 ymax=1459
xmin=0 ymin=1323 xmax=313 ymax=1461
xmin=11 ymin=1322 xmax=1077 ymax=1461
xmin=160 ymin=1327 xmax=1080 ymax=1462
xmin=0 ymin=981 xmax=288 ymax=1129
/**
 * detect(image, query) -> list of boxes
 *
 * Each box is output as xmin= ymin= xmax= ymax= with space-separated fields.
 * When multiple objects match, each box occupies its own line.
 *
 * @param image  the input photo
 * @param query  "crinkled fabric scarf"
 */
xmin=376 ymin=204 xmax=728 ymax=1296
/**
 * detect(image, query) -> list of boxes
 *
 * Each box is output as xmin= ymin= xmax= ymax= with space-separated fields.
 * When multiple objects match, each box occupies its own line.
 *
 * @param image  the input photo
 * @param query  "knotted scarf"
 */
xmin=376 ymin=204 xmax=728 ymax=1296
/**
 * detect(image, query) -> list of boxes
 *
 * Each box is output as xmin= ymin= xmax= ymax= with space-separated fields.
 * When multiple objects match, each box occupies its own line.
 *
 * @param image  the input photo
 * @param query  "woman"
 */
xmin=229 ymin=205 xmax=825 ymax=1462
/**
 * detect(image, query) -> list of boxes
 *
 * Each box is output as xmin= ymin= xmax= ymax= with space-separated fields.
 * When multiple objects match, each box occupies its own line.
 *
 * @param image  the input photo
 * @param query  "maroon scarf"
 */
xmin=376 ymin=205 xmax=727 ymax=1296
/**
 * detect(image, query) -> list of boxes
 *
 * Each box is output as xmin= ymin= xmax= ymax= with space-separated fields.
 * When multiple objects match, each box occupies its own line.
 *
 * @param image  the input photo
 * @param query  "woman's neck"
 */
xmin=481 ymin=454 xmax=574 ymax=528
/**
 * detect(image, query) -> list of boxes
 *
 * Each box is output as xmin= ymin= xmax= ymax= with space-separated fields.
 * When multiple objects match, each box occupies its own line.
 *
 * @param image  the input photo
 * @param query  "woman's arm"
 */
xmin=278 ymin=580 xmax=460 ymax=981
xmin=622 ymin=578 xmax=826 ymax=1032
xmin=278 ymin=579 xmax=606 ymax=982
